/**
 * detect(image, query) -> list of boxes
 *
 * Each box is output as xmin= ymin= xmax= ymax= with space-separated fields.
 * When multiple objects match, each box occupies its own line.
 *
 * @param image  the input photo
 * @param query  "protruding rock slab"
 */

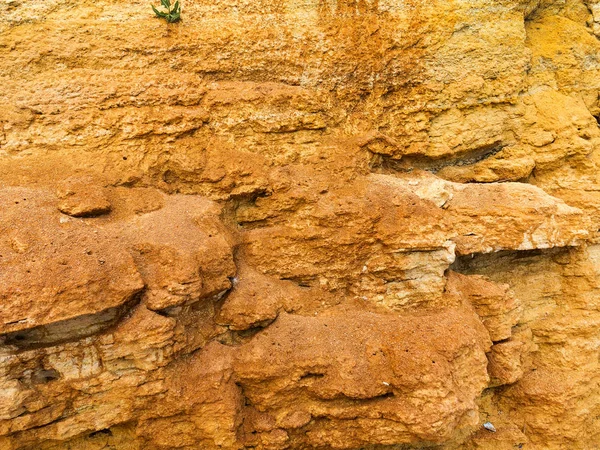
xmin=0 ymin=188 xmax=144 ymax=344
xmin=242 ymin=171 xmax=589 ymax=311
xmin=234 ymin=306 xmax=492 ymax=449
xmin=386 ymin=171 xmax=590 ymax=255
xmin=217 ymin=264 xmax=337 ymax=331
xmin=116 ymin=195 xmax=236 ymax=312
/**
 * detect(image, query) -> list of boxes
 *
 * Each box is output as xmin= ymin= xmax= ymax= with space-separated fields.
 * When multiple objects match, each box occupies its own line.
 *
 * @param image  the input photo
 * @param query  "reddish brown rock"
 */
xmin=136 ymin=342 xmax=243 ymax=450
xmin=2 ymin=0 xmax=600 ymax=448
xmin=0 ymin=187 xmax=240 ymax=449
xmin=488 ymin=334 xmax=532 ymax=387
xmin=234 ymin=306 xmax=492 ymax=449
xmin=217 ymin=264 xmax=338 ymax=331
xmin=0 ymin=188 xmax=144 ymax=345
xmin=115 ymin=195 xmax=236 ymax=312
xmin=56 ymin=177 xmax=112 ymax=217
xmin=242 ymin=171 xmax=589 ymax=313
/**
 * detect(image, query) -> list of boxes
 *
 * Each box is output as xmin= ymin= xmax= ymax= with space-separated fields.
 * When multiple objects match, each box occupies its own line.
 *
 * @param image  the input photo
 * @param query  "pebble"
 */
xmin=483 ymin=422 xmax=497 ymax=432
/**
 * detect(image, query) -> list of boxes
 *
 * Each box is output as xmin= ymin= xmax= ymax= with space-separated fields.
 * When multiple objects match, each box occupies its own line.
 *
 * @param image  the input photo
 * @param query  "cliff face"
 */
xmin=2 ymin=1 xmax=600 ymax=449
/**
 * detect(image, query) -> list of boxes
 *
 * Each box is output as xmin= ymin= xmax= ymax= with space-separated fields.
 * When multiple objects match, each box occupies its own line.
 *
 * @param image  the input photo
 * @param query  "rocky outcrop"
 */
xmin=233 ymin=307 xmax=491 ymax=449
xmin=3 ymin=0 xmax=600 ymax=449
xmin=0 ymin=188 xmax=144 ymax=346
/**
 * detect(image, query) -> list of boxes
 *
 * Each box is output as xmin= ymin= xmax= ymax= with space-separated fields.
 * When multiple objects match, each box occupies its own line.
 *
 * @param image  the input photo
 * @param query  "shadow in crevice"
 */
xmin=1 ymin=293 xmax=143 ymax=351
xmin=370 ymin=141 xmax=508 ymax=175
xmin=449 ymin=247 xmax=568 ymax=275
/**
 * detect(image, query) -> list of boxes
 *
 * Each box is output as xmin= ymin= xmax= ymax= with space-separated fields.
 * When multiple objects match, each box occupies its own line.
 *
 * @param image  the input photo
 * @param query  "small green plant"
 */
xmin=151 ymin=0 xmax=181 ymax=23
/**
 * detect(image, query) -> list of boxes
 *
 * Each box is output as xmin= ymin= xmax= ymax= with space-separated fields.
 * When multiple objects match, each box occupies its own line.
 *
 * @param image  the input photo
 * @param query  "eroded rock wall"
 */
xmin=2 ymin=0 xmax=600 ymax=449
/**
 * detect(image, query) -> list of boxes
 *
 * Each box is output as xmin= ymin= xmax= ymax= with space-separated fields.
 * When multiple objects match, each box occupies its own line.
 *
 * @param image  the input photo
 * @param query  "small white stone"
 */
xmin=483 ymin=422 xmax=497 ymax=432
xmin=382 ymin=381 xmax=390 ymax=386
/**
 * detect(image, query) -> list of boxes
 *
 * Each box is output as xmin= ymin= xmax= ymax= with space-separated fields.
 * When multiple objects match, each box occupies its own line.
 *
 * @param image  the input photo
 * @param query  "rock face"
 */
xmin=2 ymin=0 xmax=600 ymax=449
xmin=234 ymin=307 xmax=492 ymax=449
xmin=0 ymin=188 xmax=144 ymax=344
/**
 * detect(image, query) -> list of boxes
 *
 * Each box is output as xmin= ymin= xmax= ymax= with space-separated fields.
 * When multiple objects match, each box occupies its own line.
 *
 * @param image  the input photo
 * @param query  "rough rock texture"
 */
xmin=233 ymin=307 xmax=492 ymax=449
xmin=2 ymin=0 xmax=600 ymax=449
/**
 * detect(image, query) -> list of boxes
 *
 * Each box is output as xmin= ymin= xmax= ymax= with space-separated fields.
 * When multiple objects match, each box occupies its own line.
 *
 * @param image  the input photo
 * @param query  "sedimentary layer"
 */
xmin=2 ymin=0 xmax=600 ymax=449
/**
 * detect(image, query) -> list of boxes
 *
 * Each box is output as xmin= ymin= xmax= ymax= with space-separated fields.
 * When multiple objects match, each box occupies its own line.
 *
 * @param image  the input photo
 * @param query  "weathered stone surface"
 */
xmin=453 ymin=246 xmax=600 ymax=449
xmin=234 ymin=306 xmax=492 ymax=449
xmin=240 ymin=171 xmax=588 ymax=314
xmin=0 ymin=188 xmax=144 ymax=344
xmin=487 ymin=331 xmax=534 ymax=387
xmin=386 ymin=171 xmax=590 ymax=254
xmin=114 ymin=194 xmax=236 ymax=312
xmin=445 ymin=271 xmax=521 ymax=342
xmin=216 ymin=264 xmax=337 ymax=331
xmin=56 ymin=177 xmax=112 ymax=217
xmin=0 ymin=187 xmax=239 ymax=449
xmin=2 ymin=0 xmax=600 ymax=448
xmin=136 ymin=342 xmax=243 ymax=449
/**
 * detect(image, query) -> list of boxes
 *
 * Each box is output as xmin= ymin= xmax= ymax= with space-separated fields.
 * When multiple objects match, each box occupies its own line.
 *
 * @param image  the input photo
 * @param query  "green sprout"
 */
xmin=151 ymin=0 xmax=181 ymax=23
